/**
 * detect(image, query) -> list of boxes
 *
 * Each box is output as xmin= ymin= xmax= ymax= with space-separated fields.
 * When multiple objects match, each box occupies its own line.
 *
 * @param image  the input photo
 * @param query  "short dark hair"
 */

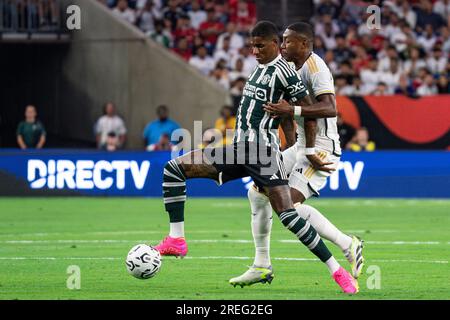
xmin=157 ymin=105 xmax=168 ymax=113
xmin=250 ymin=21 xmax=279 ymax=41
xmin=287 ymin=22 xmax=314 ymax=42
xmin=103 ymin=102 xmax=115 ymax=115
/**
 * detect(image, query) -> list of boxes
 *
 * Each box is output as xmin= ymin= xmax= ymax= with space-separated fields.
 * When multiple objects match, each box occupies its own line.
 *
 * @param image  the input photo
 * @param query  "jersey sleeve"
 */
xmin=310 ymin=70 xmax=335 ymax=97
xmin=305 ymin=57 xmax=335 ymax=97
xmin=276 ymin=68 xmax=309 ymax=104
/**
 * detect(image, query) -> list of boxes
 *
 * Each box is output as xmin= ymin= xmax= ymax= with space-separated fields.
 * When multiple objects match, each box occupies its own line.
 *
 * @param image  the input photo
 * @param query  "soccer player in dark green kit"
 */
xmin=154 ymin=21 xmax=358 ymax=293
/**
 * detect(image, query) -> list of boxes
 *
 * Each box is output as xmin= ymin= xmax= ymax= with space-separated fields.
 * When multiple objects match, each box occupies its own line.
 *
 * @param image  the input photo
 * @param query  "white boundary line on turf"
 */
xmin=0 ymin=229 xmax=437 ymax=237
xmin=0 ymin=256 xmax=447 ymax=264
xmin=1 ymin=239 xmax=448 ymax=245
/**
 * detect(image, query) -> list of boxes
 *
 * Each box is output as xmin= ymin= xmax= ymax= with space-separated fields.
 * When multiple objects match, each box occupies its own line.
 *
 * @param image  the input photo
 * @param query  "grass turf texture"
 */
xmin=0 ymin=197 xmax=448 ymax=300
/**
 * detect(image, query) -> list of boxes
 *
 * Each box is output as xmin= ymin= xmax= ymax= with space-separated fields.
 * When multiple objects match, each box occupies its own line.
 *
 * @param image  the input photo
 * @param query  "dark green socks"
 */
xmin=278 ymin=209 xmax=332 ymax=262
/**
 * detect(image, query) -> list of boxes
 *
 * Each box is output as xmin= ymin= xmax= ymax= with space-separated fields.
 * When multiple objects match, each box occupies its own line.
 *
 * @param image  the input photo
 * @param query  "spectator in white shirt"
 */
xmin=95 ymin=102 xmax=127 ymax=149
xmin=351 ymin=76 xmax=366 ymax=96
xmin=324 ymin=50 xmax=338 ymax=74
xmin=189 ymin=46 xmax=215 ymax=75
xmin=360 ymin=60 xmax=382 ymax=95
xmin=213 ymin=36 xmax=237 ymax=68
xmin=380 ymin=58 xmax=402 ymax=94
xmin=395 ymin=0 xmax=417 ymax=28
xmin=112 ymin=0 xmax=136 ymax=24
xmin=216 ymin=22 xmax=245 ymax=52
xmin=390 ymin=19 xmax=414 ymax=53
xmin=383 ymin=12 xmax=402 ymax=40
xmin=188 ymin=0 xmax=207 ymax=29
xmin=334 ymin=75 xmax=354 ymax=96
xmin=440 ymin=26 xmax=450 ymax=54
xmin=417 ymin=73 xmax=438 ymax=96
xmin=371 ymin=82 xmax=391 ymax=96
xmin=136 ymin=0 xmax=162 ymax=11
xmin=228 ymin=58 xmax=247 ymax=83
xmin=315 ymin=14 xmax=340 ymax=39
xmin=417 ymin=24 xmax=437 ymax=52
xmin=210 ymin=65 xmax=230 ymax=90
xmin=426 ymin=47 xmax=448 ymax=75
xmin=319 ymin=21 xmax=337 ymax=50
xmin=136 ymin=0 xmax=162 ymax=33
xmin=433 ymin=0 xmax=450 ymax=21
xmin=403 ymin=47 xmax=427 ymax=77
xmin=377 ymin=45 xmax=399 ymax=72
xmin=232 ymin=45 xmax=258 ymax=76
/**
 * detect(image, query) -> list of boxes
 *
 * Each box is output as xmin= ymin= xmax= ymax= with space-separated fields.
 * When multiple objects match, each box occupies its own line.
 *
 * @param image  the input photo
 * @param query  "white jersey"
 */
xmin=293 ymin=52 xmax=341 ymax=156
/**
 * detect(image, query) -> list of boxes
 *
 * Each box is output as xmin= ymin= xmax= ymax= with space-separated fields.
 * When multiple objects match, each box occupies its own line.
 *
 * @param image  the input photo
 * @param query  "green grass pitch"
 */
xmin=0 ymin=197 xmax=448 ymax=300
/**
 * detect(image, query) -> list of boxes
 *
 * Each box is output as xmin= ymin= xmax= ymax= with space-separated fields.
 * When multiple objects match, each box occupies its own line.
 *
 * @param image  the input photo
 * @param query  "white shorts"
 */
xmin=282 ymin=144 xmax=340 ymax=199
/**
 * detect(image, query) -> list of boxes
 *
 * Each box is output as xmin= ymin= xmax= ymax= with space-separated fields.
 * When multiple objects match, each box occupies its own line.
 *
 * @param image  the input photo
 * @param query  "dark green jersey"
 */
xmin=234 ymin=55 xmax=309 ymax=149
xmin=16 ymin=120 xmax=46 ymax=148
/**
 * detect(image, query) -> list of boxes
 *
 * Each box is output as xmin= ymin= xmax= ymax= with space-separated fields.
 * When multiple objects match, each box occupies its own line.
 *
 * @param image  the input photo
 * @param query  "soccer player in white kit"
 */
xmin=229 ymin=22 xmax=365 ymax=288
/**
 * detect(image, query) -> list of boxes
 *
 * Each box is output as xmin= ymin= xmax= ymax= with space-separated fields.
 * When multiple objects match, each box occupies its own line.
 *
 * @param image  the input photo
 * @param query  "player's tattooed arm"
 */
xmin=304 ymin=119 xmax=335 ymax=173
xmin=280 ymin=116 xmax=296 ymax=149
xmin=264 ymin=93 xmax=336 ymax=118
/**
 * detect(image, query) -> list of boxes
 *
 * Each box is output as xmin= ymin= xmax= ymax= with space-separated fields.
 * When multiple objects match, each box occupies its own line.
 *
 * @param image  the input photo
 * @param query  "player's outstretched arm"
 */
xmin=264 ymin=93 xmax=336 ymax=119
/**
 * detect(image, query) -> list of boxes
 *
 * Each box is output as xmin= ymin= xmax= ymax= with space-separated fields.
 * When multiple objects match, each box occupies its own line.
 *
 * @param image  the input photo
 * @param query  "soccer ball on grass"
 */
xmin=126 ymin=244 xmax=162 ymax=279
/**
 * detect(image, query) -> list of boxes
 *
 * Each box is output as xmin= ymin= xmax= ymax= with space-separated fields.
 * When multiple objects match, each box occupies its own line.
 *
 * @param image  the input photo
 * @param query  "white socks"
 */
xmin=248 ymin=187 xmax=272 ymax=268
xmin=325 ymin=256 xmax=341 ymax=274
xmin=169 ymin=222 xmax=185 ymax=238
xmin=247 ymin=185 xmax=353 ymax=269
xmin=294 ymin=204 xmax=352 ymax=252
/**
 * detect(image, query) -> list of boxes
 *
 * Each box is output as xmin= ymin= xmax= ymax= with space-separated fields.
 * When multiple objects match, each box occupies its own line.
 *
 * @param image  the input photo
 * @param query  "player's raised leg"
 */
xmin=155 ymin=149 xmax=220 ymax=257
xmin=291 ymin=188 xmax=365 ymax=278
xmin=295 ymin=203 xmax=364 ymax=278
xmin=231 ymin=183 xmax=358 ymax=293
xmin=270 ymin=184 xmax=358 ymax=294
xmin=244 ymin=186 xmax=364 ymax=279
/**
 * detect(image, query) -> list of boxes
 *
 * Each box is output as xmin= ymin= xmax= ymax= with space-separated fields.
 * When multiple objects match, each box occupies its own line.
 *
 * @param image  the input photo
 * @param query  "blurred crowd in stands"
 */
xmin=11 ymin=0 xmax=450 ymax=151
xmin=99 ymin=0 xmax=450 ymax=100
xmin=99 ymin=0 xmax=258 ymax=113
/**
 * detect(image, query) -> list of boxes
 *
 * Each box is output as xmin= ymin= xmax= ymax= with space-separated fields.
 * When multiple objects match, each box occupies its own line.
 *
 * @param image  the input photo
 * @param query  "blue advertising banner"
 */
xmin=0 ymin=150 xmax=449 ymax=198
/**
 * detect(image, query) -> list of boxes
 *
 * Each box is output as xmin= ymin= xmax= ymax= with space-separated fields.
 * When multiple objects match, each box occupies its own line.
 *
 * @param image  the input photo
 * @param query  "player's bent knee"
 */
xmin=290 ymin=188 xmax=306 ymax=205
xmin=267 ymin=185 xmax=294 ymax=214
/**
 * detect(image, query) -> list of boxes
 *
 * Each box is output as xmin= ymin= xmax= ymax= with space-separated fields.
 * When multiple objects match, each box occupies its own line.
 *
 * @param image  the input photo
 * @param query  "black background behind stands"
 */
xmin=0 ymin=43 xmax=95 ymax=148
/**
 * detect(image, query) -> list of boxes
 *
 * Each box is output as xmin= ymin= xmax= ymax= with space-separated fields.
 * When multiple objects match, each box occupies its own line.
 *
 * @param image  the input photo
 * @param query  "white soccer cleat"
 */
xmin=344 ymin=235 xmax=365 ymax=279
xmin=229 ymin=266 xmax=274 ymax=288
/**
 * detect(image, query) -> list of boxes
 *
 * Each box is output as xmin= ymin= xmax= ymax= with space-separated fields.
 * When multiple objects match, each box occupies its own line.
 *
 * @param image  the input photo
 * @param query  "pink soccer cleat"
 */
xmin=154 ymin=236 xmax=188 ymax=257
xmin=332 ymin=267 xmax=359 ymax=294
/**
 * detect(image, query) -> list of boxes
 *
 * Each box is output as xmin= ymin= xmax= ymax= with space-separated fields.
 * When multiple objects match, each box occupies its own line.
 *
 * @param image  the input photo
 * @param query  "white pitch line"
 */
xmin=0 ymin=229 xmax=437 ymax=237
xmin=0 ymin=256 xmax=447 ymax=264
xmin=1 ymin=239 xmax=448 ymax=245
